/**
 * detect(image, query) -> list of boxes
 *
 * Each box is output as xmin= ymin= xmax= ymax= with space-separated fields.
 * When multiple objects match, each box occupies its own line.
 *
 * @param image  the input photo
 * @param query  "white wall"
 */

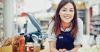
xmin=22 ymin=0 xmax=51 ymax=13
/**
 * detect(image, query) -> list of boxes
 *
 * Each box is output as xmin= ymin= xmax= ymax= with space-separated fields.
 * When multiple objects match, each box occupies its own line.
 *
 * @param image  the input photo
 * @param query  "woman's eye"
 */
xmin=70 ymin=10 xmax=74 ymax=12
xmin=62 ymin=9 xmax=66 ymax=11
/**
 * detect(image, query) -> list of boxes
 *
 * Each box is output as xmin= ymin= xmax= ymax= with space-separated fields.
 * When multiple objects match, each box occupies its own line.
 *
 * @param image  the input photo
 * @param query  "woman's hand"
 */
xmin=62 ymin=49 xmax=67 ymax=52
xmin=58 ymin=49 xmax=63 ymax=52
xmin=58 ymin=49 xmax=68 ymax=52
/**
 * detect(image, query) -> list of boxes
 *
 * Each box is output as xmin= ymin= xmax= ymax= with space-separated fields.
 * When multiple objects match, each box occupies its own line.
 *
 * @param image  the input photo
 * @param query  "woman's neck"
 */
xmin=61 ymin=21 xmax=71 ymax=30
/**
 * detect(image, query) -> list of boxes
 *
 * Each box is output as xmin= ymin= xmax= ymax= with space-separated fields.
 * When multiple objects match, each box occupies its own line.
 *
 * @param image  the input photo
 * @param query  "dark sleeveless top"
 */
xmin=56 ymin=31 xmax=74 ymax=50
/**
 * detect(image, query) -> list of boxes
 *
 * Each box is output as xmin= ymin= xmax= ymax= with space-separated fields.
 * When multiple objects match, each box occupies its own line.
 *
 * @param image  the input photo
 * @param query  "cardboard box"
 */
xmin=1 ymin=45 xmax=13 ymax=52
xmin=0 ymin=47 xmax=2 ymax=52
xmin=33 ymin=45 xmax=40 ymax=52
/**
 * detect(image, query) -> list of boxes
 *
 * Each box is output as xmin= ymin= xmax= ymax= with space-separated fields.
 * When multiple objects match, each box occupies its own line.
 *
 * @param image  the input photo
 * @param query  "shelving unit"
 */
xmin=90 ymin=15 xmax=100 ymax=35
xmin=77 ymin=9 xmax=87 ymax=34
xmin=90 ymin=4 xmax=100 ymax=36
xmin=76 ymin=2 xmax=87 ymax=34
xmin=0 ymin=2 xmax=4 ymax=44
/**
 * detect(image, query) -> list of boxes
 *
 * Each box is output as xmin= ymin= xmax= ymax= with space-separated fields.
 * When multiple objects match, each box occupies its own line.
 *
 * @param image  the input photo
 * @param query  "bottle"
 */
xmin=26 ymin=42 xmax=34 ymax=52
xmin=19 ymin=33 xmax=25 ymax=52
xmin=25 ymin=34 xmax=34 ymax=52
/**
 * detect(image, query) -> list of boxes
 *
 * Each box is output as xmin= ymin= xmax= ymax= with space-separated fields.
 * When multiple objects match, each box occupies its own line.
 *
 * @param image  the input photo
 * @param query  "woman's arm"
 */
xmin=47 ymin=20 xmax=59 ymax=52
xmin=68 ymin=45 xmax=81 ymax=52
xmin=49 ymin=41 xmax=59 ymax=52
xmin=67 ymin=18 xmax=83 ymax=52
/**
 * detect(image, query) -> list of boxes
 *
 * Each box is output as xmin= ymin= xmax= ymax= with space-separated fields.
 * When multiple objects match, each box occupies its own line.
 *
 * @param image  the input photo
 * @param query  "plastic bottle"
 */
xmin=19 ymin=33 xmax=25 ymax=52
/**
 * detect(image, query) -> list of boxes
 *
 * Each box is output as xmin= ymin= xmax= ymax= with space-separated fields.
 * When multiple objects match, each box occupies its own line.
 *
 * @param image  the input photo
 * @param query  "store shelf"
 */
xmin=90 ymin=15 xmax=100 ymax=35
xmin=0 ymin=2 xmax=4 ymax=44
xmin=77 ymin=9 xmax=87 ymax=34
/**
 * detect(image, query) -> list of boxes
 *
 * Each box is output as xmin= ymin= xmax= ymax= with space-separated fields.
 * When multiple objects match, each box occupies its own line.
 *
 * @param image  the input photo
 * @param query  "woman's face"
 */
xmin=59 ymin=3 xmax=75 ymax=23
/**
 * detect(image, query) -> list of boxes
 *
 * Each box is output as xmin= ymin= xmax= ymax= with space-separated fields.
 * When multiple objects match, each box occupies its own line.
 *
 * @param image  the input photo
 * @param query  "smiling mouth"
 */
xmin=64 ymin=16 xmax=71 ymax=19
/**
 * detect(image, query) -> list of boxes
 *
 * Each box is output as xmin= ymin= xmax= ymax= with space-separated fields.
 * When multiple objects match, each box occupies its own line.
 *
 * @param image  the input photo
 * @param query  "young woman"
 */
xmin=47 ymin=0 xmax=83 ymax=52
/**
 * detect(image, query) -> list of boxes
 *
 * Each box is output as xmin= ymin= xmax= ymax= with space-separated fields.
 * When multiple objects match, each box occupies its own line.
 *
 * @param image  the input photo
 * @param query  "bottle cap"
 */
xmin=20 ymin=33 xmax=24 ymax=35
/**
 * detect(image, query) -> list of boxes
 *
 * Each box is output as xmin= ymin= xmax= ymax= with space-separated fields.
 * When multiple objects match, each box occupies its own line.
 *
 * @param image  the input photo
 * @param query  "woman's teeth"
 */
xmin=64 ymin=16 xmax=70 ymax=19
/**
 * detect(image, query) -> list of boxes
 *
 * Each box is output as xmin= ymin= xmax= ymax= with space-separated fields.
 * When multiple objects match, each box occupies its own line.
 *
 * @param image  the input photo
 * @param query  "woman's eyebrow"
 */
xmin=63 ymin=7 xmax=74 ymax=10
xmin=63 ymin=7 xmax=67 ymax=9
